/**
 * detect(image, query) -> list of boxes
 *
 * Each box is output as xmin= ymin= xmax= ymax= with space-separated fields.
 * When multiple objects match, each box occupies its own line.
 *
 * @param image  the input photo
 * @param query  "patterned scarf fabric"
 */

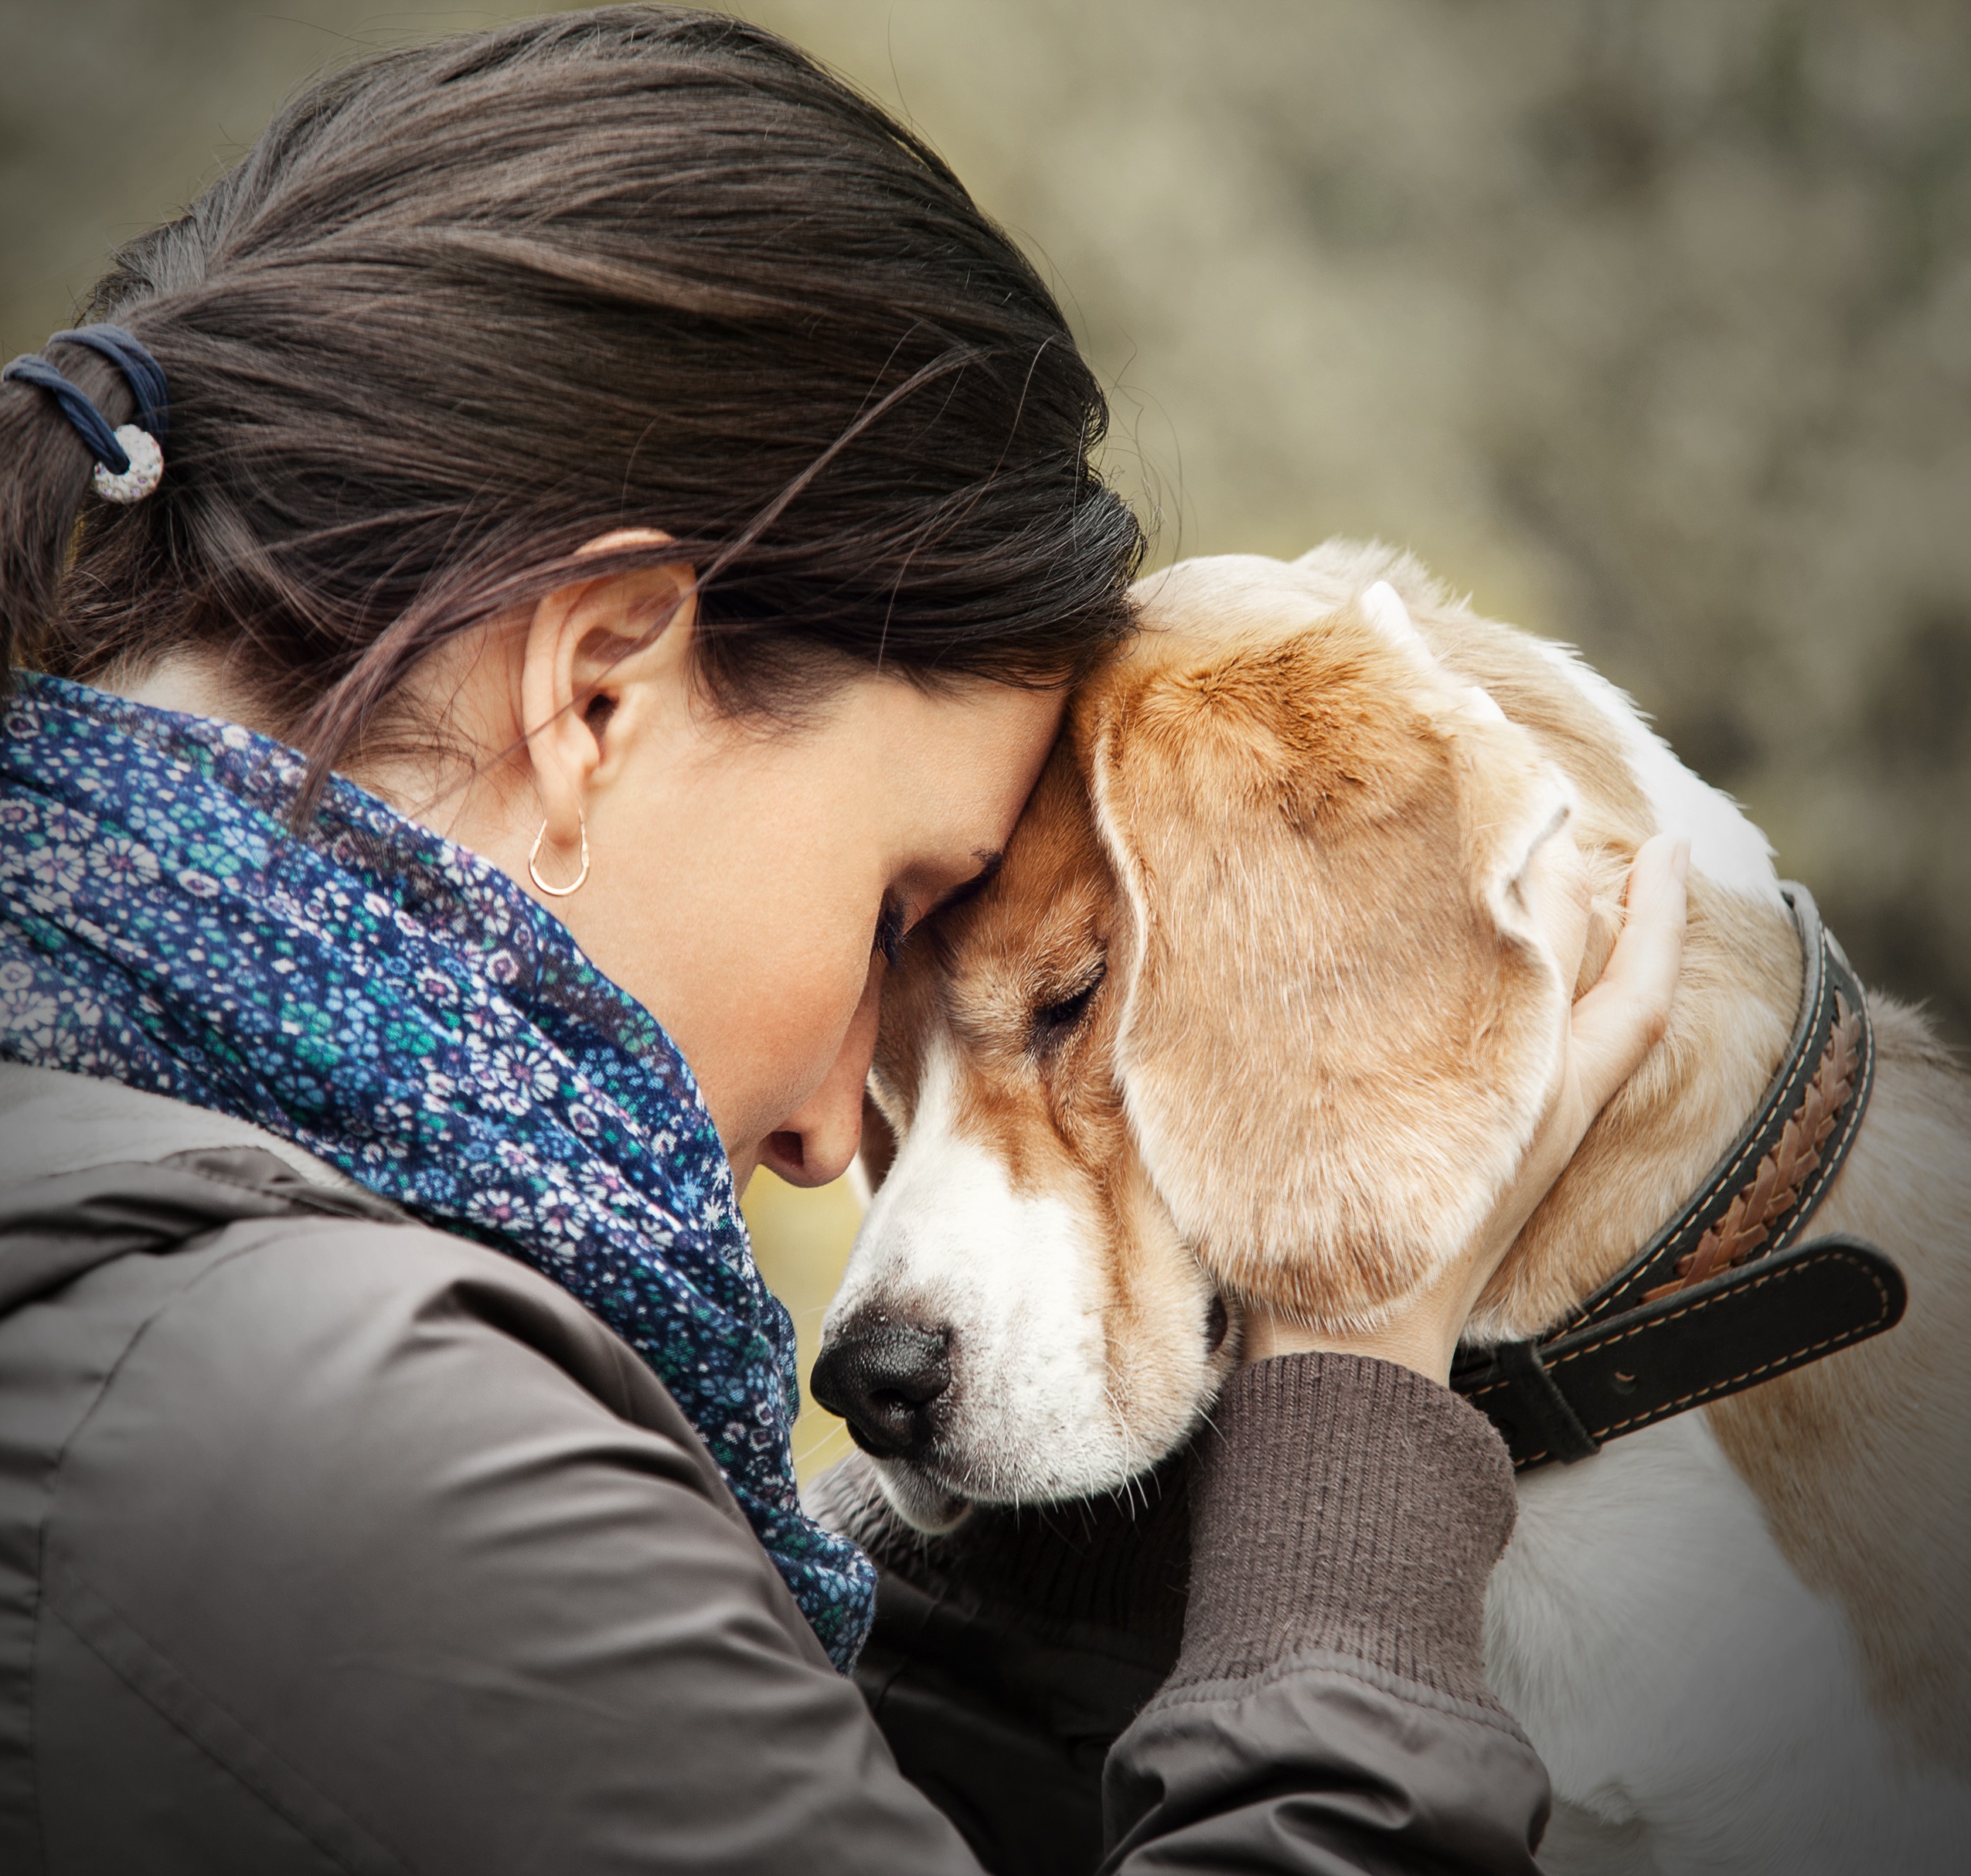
xmin=0 ymin=672 xmax=874 ymax=1669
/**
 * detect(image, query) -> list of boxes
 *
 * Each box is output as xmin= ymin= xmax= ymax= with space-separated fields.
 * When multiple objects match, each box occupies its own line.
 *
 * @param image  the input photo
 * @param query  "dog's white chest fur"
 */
xmin=1489 ymin=1415 xmax=1970 ymax=1874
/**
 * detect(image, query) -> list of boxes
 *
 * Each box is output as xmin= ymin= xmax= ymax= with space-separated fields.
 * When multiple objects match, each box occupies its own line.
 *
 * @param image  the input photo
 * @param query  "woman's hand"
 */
xmin=1243 ymin=831 xmax=1690 ymax=1384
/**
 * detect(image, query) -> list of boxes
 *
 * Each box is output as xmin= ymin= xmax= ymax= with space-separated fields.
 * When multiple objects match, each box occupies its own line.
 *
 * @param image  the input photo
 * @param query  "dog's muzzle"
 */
xmin=809 ymin=1313 xmax=952 ymax=1461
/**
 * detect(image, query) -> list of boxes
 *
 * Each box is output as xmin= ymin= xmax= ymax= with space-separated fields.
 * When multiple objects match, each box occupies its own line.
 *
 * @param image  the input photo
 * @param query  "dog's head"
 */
xmin=813 ymin=553 xmax=1595 ymax=1530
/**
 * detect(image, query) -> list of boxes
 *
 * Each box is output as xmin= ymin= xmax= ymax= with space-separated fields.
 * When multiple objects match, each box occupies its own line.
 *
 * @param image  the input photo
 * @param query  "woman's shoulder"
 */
xmin=0 ymin=1064 xmax=717 ymax=1470
xmin=0 ymin=1065 xmax=750 ymax=1564
xmin=0 ymin=1074 xmax=889 ymax=1873
xmin=0 ymin=1058 xmax=363 ymax=1193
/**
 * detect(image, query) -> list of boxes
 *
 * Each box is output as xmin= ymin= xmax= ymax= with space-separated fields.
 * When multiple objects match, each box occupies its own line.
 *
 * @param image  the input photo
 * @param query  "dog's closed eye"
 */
xmin=1031 ymin=959 xmax=1106 ymax=1054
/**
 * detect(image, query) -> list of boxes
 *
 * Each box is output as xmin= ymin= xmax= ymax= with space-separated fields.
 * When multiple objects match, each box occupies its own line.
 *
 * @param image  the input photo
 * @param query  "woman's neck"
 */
xmin=95 ymin=649 xmax=470 ymax=831
xmin=101 ymin=649 xmax=263 ymax=727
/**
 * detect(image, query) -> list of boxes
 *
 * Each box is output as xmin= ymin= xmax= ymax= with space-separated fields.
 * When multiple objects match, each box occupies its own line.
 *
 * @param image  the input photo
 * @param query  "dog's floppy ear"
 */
xmin=1074 ymin=577 xmax=1578 ymax=1331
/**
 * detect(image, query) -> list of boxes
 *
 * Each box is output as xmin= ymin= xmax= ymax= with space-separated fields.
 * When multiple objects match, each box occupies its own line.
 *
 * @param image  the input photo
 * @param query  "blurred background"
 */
xmin=5 ymin=0 xmax=1967 ymax=1473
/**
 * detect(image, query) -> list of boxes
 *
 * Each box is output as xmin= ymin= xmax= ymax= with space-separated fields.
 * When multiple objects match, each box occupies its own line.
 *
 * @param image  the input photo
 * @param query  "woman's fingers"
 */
xmin=1469 ymin=834 xmax=1687 ymax=1316
xmin=1566 ymin=834 xmax=1689 ymax=1122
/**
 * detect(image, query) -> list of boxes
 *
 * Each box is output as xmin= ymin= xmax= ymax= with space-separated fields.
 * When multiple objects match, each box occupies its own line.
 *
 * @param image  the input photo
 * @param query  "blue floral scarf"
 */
xmin=0 ymin=672 xmax=873 ymax=1669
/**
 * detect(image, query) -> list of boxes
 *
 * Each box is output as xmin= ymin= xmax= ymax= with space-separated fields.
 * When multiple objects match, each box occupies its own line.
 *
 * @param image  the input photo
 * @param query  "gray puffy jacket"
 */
xmin=0 ymin=1063 xmax=1549 ymax=1874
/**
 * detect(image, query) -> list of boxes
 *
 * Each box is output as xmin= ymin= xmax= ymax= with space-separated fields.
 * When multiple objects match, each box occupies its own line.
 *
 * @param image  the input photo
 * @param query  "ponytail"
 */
xmin=0 ymin=331 xmax=149 ymax=685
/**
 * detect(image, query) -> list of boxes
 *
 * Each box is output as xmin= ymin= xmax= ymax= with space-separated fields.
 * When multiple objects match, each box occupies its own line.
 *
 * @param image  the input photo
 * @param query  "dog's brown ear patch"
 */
xmin=1077 ymin=580 xmax=1576 ymax=1331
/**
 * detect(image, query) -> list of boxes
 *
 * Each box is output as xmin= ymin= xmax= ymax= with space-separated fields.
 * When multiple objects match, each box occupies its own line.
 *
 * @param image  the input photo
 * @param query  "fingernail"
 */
xmin=1672 ymin=839 xmax=1691 ymax=883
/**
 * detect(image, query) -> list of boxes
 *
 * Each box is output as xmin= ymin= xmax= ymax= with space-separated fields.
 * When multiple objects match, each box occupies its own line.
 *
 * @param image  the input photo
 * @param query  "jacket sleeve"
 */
xmin=1101 ymin=1353 xmax=1551 ymax=1874
xmin=815 ymin=1353 xmax=1551 ymax=1876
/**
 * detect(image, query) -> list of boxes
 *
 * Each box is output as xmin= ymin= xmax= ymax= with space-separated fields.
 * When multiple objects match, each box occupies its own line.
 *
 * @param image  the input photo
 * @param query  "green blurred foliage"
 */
xmin=741 ymin=1169 xmax=859 ymax=1481
xmin=4 ymin=0 xmax=1967 ymax=1034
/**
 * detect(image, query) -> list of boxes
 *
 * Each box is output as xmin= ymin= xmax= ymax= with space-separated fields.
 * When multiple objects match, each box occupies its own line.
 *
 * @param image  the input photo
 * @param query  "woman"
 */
xmin=0 ymin=9 xmax=1683 ymax=1872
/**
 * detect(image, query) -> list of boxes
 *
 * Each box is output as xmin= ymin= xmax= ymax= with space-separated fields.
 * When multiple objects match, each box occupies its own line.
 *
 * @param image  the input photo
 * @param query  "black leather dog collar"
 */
xmin=1452 ymin=884 xmax=1906 ymax=1471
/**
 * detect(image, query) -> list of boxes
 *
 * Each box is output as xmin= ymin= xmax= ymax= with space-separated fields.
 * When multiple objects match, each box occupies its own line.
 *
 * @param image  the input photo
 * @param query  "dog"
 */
xmin=815 ymin=543 xmax=1971 ymax=1874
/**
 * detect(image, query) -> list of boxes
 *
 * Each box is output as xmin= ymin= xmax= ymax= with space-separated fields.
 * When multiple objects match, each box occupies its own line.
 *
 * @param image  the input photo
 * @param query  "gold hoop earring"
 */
xmin=528 ymin=811 xmax=591 ymax=898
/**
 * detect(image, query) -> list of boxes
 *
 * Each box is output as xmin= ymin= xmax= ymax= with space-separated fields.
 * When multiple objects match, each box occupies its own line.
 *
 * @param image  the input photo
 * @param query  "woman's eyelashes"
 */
xmin=873 ymin=850 xmax=1001 ymax=969
xmin=874 ymin=893 xmax=908 ymax=969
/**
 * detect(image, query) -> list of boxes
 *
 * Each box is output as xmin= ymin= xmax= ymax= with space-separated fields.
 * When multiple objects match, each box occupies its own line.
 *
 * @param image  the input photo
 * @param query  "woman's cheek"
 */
xmin=749 ymin=940 xmax=875 ymax=1132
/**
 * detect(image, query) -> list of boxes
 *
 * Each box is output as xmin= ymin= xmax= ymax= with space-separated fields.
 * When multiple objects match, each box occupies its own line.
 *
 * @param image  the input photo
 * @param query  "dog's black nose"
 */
xmin=810 ymin=1315 xmax=951 ymax=1460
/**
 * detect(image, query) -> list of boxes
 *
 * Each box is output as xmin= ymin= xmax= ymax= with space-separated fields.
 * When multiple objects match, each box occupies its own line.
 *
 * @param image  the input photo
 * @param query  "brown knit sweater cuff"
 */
xmin=1171 ymin=1352 xmax=1517 ymax=1710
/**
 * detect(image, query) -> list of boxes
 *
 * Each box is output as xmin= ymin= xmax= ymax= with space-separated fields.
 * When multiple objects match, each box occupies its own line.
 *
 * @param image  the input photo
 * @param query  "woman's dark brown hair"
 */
xmin=0 ymin=6 xmax=1141 ymax=812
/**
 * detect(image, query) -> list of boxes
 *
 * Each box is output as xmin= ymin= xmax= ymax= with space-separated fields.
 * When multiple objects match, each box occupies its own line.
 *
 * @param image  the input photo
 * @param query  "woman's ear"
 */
xmin=519 ymin=530 xmax=698 ymax=859
xmin=1074 ymin=581 xmax=1578 ymax=1333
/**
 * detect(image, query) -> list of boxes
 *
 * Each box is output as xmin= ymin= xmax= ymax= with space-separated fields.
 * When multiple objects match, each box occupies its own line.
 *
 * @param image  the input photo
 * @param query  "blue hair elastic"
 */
xmin=50 ymin=326 xmax=170 ymax=443
xmin=2 ymin=322 xmax=169 ymax=503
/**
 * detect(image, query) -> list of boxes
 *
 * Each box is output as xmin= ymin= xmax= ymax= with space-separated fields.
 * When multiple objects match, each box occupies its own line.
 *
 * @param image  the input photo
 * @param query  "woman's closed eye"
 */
xmin=874 ymin=892 xmax=908 ymax=969
xmin=873 ymin=849 xmax=1004 ymax=972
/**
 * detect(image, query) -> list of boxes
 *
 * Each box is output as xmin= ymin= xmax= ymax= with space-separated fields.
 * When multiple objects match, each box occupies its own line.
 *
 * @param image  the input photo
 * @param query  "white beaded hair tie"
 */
xmin=90 ymin=425 xmax=165 ymax=503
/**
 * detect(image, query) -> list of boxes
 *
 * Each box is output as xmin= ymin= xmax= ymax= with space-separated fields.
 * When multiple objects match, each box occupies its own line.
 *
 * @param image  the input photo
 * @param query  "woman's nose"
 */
xmin=757 ymin=958 xmax=882 ymax=1188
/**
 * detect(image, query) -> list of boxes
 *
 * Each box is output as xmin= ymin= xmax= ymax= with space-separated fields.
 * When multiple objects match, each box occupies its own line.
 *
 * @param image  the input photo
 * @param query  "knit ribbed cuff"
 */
xmin=1172 ymin=1352 xmax=1517 ymax=1709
